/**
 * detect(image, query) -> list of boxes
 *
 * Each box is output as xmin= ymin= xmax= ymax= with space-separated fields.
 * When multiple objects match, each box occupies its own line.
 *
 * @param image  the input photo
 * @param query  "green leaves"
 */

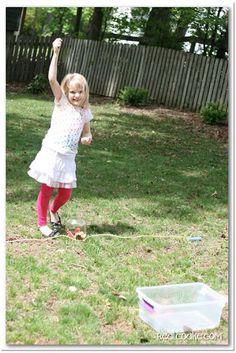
xmin=200 ymin=102 xmax=227 ymax=125
xmin=118 ymin=87 xmax=149 ymax=106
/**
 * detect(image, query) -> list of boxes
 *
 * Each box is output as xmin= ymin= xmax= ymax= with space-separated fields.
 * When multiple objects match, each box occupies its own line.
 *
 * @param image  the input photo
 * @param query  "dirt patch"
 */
xmin=90 ymin=94 xmax=115 ymax=105
xmin=90 ymin=95 xmax=228 ymax=142
xmin=120 ymin=105 xmax=228 ymax=142
xmin=101 ymin=315 xmax=134 ymax=338
xmin=6 ymin=235 xmax=67 ymax=257
xmin=6 ymin=82 xmax=26 ymax=93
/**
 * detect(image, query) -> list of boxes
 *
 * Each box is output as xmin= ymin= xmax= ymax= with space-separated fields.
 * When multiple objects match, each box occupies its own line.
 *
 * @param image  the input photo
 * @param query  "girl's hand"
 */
xmin=81 ymin=136 xmax=92 ymax=145
xmin=52 ymin=38 xmax=63 ymax=54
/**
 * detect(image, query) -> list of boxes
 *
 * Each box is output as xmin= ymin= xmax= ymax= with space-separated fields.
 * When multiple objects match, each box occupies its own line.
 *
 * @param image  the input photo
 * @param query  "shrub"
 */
xmin=26 ymin=74 xmax=48 ymax=94
xmin=118 ymin=86 xmax=149 ymax=106
xmin=200 ymin=102 xmax=227 ymax=125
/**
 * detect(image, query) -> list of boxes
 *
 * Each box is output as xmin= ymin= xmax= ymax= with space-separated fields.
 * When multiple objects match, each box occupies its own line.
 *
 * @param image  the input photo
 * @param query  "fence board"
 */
xmin=92 ymin=41 xmax=104 ymax=94
xmin=104 ymin=43 xmax=116 ymax=96
xmin=6 ymin=36 xmax=228 ymax=112
xmin=6 ymin=35 xmax=15 ymax=81
xmin=9 ymin=38 xmax=19 ymax=81
xmin=206 ymin=58 xmax=220 ymax=105
xmin=125 ymin=45 xmax=137 ymax=88
xmin=211 ymin=58 xmax=224 ymax=104
xmin=195 ymin=56 xmax=211 ymax=111
xmin=167 ymin=50 xmax=181 ymax=107
xmin=180 ymin=53 xmax=195 ymax=109
xmin=110 ymin=44 xmax=122 ymax=97
xmin=151 ymin=47 xmax=160 ymax=101
xmin=19 ymin=37 xmax=27 ymax=82
xmin=161 ymin=49 xmax=176 ymax=106
xmin=86 ymin=39 xmax=97 ymax=88
xmin=88 ymin=40 xmax=100 ymax=93
xmin=71 ymin=38 xmax=80 ymax=73
xmin=129 ymin=45 xmax=140 ymax=88
xmin=100 ymin=42 xmax=109 ymax=95
xmin=66 ymin=38 xmax=74 ymax=74
xmin=114 ymin=44 xmax=125 ymax=96
xmin=25 ymin=37 xmax=34 ymax=82
xmin=221 ymin=64 xmax=228 ymax=108
xmin=136 ymin=45 xmax=146 ymax=87
xmin=202 ymin=57 xmax=216 ymax=107
xmin=175 ymin=53 xmax=188 ymax=108
xmin=173 ymin=52 xmax=186 ymax=108
xmin=165 ymin=49 xmax=177 ymax=107
xmin=156 ymin=47 xmax=169 ymax=104
xmin=192 ymin=55 xmax=206 ymax=111
xmin=183 ymin=52 xmax=199 ymax=110
xmin=215 ymin=60 xmax=227 ymax=105
xmin=116 ymin=44 xmax=130 ymax=94
xmin=163 ymin=49 xmax=177 ymax=105
xmin=144 ymin=46 xmax=156 ymax=97
xmin=30 ymin=38 xmax=40 ymax=80
xmin=152 ymin=47 xmax=166 ymax=103
xmin=34 ymin=37 xmax=44 ymax=76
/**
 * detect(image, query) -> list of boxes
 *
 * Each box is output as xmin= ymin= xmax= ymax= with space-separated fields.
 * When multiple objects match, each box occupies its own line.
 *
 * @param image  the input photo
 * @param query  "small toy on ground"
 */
xmin=65 ymin=218 xmax=87 ymax=240
xmin=187 ymin=235 xmax=202 ymax=242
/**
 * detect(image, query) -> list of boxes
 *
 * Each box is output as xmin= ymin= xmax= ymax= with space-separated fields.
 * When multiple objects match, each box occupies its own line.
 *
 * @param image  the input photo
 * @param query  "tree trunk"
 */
xmin=216 ymin=27 xmax=228 ymax=59
xmin=139 ymin=7 xmax=172 ymax=47
xmin=19 ymin=7 xmax=26 ymax=34
xmin=209 ymin=7 xmax=223 ymax=56
xmin=88 ymin=8 xmax=103 ymax=40
xmin=202 ymin=8 xmax=211 ymax=56
xmin=74 ymin=8 xmax=82 ymax=37
xmin=189 ymin=41 xmax=196 ymax=53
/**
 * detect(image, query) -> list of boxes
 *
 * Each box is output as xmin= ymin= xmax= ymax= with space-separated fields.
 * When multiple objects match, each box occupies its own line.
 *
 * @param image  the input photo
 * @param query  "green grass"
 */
xmin=6 ymin=92 xmax=228 ymax=345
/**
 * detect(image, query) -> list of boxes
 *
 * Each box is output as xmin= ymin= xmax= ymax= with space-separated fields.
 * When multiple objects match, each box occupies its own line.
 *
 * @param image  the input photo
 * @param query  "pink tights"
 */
xmin=37 ymin=183 xmax=72 ymax=226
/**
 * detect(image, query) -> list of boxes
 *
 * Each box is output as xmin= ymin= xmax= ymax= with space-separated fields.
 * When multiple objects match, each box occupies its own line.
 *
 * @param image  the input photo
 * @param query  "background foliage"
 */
xmin=21 ymin=7 xmax=228 ymax=58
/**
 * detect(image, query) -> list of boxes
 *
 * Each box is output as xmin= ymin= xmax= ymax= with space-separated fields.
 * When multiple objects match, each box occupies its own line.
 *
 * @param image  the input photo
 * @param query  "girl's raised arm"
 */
xmin=48 ymin=38 xmax=63 ymax=102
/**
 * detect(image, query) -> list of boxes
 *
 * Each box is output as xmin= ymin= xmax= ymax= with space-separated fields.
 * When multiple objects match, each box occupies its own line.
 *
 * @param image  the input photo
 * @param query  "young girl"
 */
xmin=28 ymin=38 xmax=93 ymax=238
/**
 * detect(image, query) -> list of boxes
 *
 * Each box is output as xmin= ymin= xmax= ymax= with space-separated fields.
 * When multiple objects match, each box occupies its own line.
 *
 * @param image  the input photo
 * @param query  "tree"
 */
xmin=74 ymin=8 xmax=83 ymax=37
xmin=138 ymin=7 xmax=228 ymax=57
xmin=21 ymin=7 xmax=228 ymax=58
xmin=187 ymin=7 xmax=228 ymax=58
xmin=88 ymin=8 xmax=104 ymax=40
xmin=216 ymin=26 xmax=228 ymax=59
xmin=22 ymin=8 xmax=48 ymax=36
xmin=139 ymin=7 xmax=173 ymax=47
xmin=172 ymin=8 xmax=197 ymax=50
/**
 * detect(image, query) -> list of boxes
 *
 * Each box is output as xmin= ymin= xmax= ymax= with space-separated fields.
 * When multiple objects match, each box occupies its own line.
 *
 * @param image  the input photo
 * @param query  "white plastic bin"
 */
xmin=136 ymin=283 xmax=227 ymax=333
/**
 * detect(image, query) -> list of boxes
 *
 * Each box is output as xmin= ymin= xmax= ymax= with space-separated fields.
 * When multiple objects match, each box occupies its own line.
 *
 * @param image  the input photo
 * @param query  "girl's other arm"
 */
xmin=81 ymin=122 xmax=92 ymax=145
xmin=48 ymin=38 xmax=63 ymax=102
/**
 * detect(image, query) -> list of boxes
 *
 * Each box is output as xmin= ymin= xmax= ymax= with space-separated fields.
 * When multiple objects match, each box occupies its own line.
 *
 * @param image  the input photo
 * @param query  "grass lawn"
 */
xmin=6 ymin=90 xmax=228 ymax=345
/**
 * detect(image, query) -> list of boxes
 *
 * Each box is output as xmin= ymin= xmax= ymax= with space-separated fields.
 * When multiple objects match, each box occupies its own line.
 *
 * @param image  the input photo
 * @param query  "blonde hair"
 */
xmin=61 ymin=73 xmax=89 ymax=109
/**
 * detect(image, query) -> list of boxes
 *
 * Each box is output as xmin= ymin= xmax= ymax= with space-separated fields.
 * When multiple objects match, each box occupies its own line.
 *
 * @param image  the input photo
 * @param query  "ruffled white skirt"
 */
xmin=28 ymin=146 xmax=77 ymax=188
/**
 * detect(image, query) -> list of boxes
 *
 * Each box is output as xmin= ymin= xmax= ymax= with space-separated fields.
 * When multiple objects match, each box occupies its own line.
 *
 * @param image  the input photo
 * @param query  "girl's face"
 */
xmin=67 ymin=81 xmax=85 ymax=107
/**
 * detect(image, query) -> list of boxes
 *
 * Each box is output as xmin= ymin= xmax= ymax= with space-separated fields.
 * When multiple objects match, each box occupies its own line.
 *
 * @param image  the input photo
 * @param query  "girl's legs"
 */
xmin=49 ymin=187 xmax=72 ymax=222
xmin=37 ymin=183 xmax=56 ymax=237
xmin=36 ymin=184 xmax=72 ymax=236
xmin=37 ymin=183 xmax=54 ymax=226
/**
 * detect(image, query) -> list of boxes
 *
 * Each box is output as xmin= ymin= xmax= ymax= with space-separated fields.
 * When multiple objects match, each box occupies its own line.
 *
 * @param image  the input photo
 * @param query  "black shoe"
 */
xmin=50 ymin=213 xmax=62 ymax=232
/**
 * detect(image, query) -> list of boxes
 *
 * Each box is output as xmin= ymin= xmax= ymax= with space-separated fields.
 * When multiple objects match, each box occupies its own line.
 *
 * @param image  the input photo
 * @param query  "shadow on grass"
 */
xmin=87 ymin=222 xmax=136 ymax=235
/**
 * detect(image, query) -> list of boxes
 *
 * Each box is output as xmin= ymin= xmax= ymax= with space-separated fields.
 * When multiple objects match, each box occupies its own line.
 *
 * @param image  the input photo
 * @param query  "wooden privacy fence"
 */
xmin=6 ymin=36 xmax=228 ymax=112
